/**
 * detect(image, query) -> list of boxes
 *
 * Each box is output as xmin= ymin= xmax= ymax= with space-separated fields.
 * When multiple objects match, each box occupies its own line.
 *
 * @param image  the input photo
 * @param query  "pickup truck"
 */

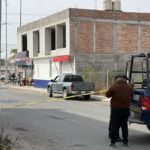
xmin=47 ymin=74 xmax=94 ymax=99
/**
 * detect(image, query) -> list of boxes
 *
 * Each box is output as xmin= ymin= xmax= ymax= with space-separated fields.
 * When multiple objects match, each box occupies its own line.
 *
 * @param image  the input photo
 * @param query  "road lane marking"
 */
xmin=66 ymin=90 xmax=107 ymax=99
xmin=0 ymin=89 xmax=107 ymax=109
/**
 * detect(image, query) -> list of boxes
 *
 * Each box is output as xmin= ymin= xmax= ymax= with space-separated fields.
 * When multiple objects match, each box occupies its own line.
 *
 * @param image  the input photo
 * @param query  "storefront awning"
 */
xmin=52 ymin=55 xmax=70 ymax=62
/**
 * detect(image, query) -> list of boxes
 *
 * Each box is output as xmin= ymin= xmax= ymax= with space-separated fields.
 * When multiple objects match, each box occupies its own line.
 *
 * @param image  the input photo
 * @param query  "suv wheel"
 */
xmin=84 ymin=94 xmax=91 ymax=100
xmin=63 ymin=89 xmax=69 ymax=100
xmin=48 ymin=87 xmax=53 ymax=97
xmin=146 ymin=125 xmax=150 ymax=131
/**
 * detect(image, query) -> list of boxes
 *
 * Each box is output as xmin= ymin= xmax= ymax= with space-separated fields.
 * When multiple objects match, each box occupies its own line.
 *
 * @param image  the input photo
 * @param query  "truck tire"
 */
xmin=146 ymin=125 xmax=150 ymax=131
xmin=63 ymin=89 xmax=69 ymax=100
xmin=48 ymin=87 xmax=53 ymax=97
xmin=84 ymin=94 xmax=91 ymax=100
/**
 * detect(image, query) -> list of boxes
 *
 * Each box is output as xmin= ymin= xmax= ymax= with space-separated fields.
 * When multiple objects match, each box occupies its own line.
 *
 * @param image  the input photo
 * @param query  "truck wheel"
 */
xmin=84 ymin=94 xmax=91 ymax=100
xmin=48 ymin=87 xmax=53 ymax=97
xmin=63 ymin=89 xmax=69 ymax=100
xmin=146 ymin=125 xmax=150 ymax=131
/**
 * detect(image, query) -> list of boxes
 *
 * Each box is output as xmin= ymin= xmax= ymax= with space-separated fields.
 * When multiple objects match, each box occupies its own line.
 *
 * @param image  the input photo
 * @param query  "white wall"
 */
xmin=39 ymin=28 xmax=45 ymax=56
xmin=62 ymin=61 xmax=74 ymax=73
xmin=33 ymin=58 xmax=50 ymax=80
xmin=17 ymin=33 xmax=21 ymax=52
xmin=51 ymin=61 xmax=60 ymax=78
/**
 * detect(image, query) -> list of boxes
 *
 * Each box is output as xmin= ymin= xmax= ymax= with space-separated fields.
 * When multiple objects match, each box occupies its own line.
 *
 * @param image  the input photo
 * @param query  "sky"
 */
xmin=1 ymin=0 xmax=150 ymax=58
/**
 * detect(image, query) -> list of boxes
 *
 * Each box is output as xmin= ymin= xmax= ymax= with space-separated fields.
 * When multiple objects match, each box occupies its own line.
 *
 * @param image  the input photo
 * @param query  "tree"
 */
xmin=8 ymin=48 xmax=17 ymax=64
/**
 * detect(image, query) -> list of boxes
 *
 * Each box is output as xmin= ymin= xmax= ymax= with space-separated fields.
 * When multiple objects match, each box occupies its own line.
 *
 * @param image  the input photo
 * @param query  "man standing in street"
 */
xmin=106 ymin=75 xmax=133 ymax=147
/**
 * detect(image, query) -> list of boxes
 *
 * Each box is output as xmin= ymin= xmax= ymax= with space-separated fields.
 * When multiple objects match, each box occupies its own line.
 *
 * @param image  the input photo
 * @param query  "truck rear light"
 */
xmin=141 ymin=96 xmax=150 ymax=110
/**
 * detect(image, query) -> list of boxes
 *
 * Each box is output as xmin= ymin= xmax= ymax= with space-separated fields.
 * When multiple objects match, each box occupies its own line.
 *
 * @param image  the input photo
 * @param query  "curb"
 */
xmin=1 ymin=84 xmax=47 ymax=93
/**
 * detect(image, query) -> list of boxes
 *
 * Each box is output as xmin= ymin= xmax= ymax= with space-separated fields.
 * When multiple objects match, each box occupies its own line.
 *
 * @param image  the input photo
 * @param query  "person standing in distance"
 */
xmin=106 ymin=75 xmax=133 ymax=147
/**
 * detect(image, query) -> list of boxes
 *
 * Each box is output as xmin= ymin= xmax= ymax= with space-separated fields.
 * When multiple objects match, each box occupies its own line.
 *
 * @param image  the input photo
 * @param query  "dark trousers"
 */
xmin=110 ymin=108 xmax=130 ymax=144
xmin=109 ymin=117 xmax=120 ymax=139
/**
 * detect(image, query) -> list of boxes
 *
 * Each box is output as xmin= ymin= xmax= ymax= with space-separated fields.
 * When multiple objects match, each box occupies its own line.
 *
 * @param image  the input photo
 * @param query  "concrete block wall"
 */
xmin=75 ymin=54 xmax=130 ymax=72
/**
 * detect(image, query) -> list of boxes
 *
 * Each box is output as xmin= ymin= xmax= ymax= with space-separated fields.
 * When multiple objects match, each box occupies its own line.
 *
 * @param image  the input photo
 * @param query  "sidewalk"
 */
xmin=1 ymin=82 xmax=46 ymax=93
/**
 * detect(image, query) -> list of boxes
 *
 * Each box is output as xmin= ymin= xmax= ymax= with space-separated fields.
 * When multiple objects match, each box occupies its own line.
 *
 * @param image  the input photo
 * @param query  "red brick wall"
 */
xmin=141 ymin=25 xmax=150 ymax=52
xmin=70 ymin=10 xmax=150 ymax=55
xmin=70 ymin=21 xmax=75 ymax=53
xmin=77 ymin=21 xmax=94 ymax=53
xmin=69 ymin=9 xmax=150 ymax=72
xmin=70 ymin=8 xmax=150 ymax=22
xmin=116 ymin=24 xmax=138 ymax=53
xmin=96 ymin=22 xmax=113 ymax=53
xmin=70 ymin=20 xmax=139 ymax=54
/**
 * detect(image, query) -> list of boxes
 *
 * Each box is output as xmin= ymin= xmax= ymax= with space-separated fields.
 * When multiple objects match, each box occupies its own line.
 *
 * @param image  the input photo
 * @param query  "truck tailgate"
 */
xmin=129 ymin=89 xmax=150 ymax=124
xmin=72 ymin=82 xmax=94 ymax=91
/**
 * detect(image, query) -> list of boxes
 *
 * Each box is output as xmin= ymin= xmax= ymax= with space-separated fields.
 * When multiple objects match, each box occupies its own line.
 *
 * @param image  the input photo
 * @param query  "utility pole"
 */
xmin=5 ymin=0 xmax=8 ymax=83
xmin=0 ymin=0 xmax=2 ymax=79
xmin=95 ymin=0 xmax=97 ymax=10
xmin=20 ymin=0 xmax=22 ymax=26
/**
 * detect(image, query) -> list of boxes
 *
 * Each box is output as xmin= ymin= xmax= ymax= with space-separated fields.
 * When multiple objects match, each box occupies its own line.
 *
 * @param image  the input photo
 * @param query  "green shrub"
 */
xmin=0 ymin=127 xmax=17 ymax=150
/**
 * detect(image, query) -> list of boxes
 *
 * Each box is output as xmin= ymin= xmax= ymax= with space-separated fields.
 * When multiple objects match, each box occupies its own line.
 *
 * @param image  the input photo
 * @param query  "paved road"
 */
xmin=0 ymin=85 xmax=150 ymax=150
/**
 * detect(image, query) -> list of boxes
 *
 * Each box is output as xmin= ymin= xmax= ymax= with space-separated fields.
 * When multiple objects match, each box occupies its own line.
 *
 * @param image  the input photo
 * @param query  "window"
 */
xmin=64 ymin=75 xmax=83 ymax=82
xmin=51 ymin=29 xmax=56 ymax=50
xmin=22 ymin=34 xmax=27 ymax=51
xmin=54 ymin=76 xmax=60 ymax=82
xmin=63 ymin=25 xmax=66 ymax=48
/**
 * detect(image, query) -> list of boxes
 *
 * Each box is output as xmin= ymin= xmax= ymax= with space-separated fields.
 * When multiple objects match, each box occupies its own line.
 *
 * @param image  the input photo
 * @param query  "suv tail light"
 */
xmin=141 ymin=96 xmax=150 ymax=110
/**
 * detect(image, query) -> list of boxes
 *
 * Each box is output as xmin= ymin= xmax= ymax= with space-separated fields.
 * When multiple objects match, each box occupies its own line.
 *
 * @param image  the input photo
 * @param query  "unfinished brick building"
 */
xmin=70 ymin=8 xmax=150 ymax=72
xmin=17 ymin=7 xmax=150 ymax=88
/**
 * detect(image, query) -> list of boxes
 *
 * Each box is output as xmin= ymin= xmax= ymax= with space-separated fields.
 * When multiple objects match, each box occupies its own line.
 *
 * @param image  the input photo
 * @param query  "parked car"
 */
xmin=0 ymin=75 xmax=5 ymax=82
xmin=47 ymin=74 xmax=94 ymax=99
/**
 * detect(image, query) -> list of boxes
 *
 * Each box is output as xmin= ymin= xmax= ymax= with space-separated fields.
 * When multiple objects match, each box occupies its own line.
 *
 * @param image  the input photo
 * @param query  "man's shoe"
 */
xmin=109 ymin=143 xmax=116 ymax=147
xmin=116 ymin=137 xmax=123 ymax=142
xmin=123 ymin=142 xmax=128 ymax=146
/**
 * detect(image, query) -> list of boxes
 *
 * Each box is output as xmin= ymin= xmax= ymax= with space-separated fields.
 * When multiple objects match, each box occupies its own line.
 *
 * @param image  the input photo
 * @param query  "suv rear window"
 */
xmin=64 ymin=75 xmax=83 ymax=82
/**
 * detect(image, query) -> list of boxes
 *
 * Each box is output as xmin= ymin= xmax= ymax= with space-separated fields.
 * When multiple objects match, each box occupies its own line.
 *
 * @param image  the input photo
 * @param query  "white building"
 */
xmin=17 ymin=9 xmax=75 ymax=88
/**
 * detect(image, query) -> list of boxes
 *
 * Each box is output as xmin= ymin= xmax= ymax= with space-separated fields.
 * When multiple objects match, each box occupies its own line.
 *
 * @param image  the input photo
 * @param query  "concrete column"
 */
xmin=56 ymin=25 xmax=62 ymax=49
xmin=137 ymin=25 xmax=141 ymax=53
xmin=66 ymin=19 xmax=70 ymax=51
xmin=112 ymin=23 xmax=117 ymax=53
xmin=40 ymin=28 xmax=45 ymax=56
xmin=28 ymin=32 xmax=33 ymax=57
xmin=30 ymin=32 xmax=34 ymax=57
xmin=17 ymin=33 xmax=22 ymax=52
xmin=74 ymin=20 xmax=78 ymax=52
xmin=73 ymin=56 xmax=76 ymax=74
xmin=93 ymin=21 xmax=96 ymax=53
xmin=45 ymin=28 xmax=51 ymax=55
